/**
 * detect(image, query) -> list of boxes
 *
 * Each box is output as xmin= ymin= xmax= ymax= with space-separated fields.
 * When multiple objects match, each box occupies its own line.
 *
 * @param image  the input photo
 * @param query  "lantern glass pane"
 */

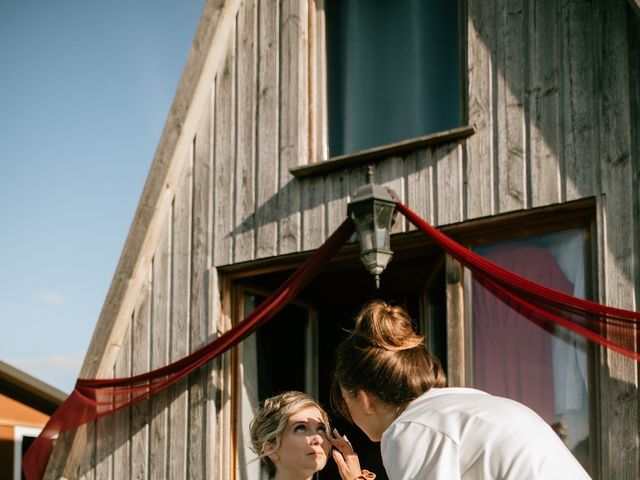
xmin=374 ymin=202 xmax=393 ymax=248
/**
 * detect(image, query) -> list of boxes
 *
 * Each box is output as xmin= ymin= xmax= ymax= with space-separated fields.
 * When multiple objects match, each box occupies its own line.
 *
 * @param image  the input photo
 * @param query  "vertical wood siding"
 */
xmin=594 ymin=1 xmax=637 ymax=478
xmin=79 ymin=0 xmax=638 ymax=478
xmin=131 ymin=277 xmax=151 ymax=479
xmin=188 ymin=95 xmax=213 ymax=480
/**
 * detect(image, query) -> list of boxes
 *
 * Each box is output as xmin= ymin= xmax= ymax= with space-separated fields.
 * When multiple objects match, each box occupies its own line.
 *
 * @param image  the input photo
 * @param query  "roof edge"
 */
xmin=0 ymin=360 xmax=66 ymax=413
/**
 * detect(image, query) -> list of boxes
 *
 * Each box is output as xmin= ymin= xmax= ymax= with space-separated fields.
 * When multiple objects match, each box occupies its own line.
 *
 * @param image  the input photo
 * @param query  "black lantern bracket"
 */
xmin=347 ymin=165 xmax=398 ymax=288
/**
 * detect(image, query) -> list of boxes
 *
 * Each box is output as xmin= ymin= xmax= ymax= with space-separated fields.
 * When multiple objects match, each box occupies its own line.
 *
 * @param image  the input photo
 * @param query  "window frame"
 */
xmin=310 ymin=0 xmax=468 ymax=163
xmin=230 ymin=282 xmax=320 ymax=480
xmin=14 ymin=425 xmax=42 ymax=480
xmin=447 ymin=198 xmax=599 ymax=475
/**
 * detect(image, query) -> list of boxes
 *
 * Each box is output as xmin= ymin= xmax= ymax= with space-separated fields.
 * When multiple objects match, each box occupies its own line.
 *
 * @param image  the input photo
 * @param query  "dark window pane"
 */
xmin=326 ymin=0 xmax=460 ymax=156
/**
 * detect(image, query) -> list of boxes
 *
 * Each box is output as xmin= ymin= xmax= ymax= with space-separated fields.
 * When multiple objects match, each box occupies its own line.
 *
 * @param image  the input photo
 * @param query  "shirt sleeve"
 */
xmin=381 ymin=422 xmax=461 ymax=480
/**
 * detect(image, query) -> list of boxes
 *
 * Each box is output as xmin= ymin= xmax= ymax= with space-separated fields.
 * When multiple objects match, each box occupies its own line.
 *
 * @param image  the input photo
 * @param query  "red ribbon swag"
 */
xmin=396 ymin=203 xmax=640 ymax=361
xmin=24 ymin=203 xmax=640 ymax=479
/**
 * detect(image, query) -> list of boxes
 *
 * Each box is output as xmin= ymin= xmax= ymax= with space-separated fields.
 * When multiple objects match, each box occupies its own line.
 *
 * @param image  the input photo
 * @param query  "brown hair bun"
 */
xmin=353 ymin=301 xmax=423 ymax=351
xmin=331 ymin=300 xmax=446 ymax=419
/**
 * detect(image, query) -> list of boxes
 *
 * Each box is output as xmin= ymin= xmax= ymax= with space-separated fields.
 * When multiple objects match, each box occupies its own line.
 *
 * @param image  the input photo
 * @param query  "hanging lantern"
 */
xmin=347 ymin=167 xmax=398 ymax=288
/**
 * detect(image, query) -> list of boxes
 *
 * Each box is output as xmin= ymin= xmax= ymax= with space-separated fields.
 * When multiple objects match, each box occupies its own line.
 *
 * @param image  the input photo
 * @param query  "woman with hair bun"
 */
xmin=329 ymin=300 xmax=591 ymax=480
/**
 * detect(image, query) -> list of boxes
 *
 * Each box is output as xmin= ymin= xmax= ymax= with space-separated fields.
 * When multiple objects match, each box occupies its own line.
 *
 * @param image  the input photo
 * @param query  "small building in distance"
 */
xmin=0 ymin=360 xmax=66 ymax=480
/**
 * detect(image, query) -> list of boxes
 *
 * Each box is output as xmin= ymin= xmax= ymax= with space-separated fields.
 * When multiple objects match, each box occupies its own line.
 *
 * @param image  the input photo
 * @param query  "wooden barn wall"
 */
xmin=71 ymin=0 xmax=639 ymax=478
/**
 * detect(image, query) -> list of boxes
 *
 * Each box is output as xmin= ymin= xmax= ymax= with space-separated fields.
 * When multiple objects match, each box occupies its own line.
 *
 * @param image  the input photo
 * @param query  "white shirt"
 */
xmin=380 ymin=388 xmax=591 ymax=480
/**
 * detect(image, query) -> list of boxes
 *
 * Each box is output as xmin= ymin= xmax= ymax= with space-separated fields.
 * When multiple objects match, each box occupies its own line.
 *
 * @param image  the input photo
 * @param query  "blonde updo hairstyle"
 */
xmin=249 ymin=391 xmax=330 ymax=478
xmin=331 ymin=300 xmax=446 ymax=419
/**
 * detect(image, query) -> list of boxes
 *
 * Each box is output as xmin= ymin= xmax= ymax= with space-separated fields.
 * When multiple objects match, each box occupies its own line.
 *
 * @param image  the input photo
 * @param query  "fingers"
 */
xmin=329 ymin=428 xmax=354 ymax=453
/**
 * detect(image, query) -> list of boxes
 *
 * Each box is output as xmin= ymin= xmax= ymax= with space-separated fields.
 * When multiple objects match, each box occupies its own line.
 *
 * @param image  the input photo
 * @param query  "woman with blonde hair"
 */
xmin=329 ymin=300 xmax=591 ymax=480
xmin=249 ymin=390 xmax=374 ymax=479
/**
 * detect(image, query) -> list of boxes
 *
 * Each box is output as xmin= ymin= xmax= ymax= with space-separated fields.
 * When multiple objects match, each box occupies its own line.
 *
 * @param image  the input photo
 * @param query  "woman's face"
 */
xmin=340 ymin=386 xmax=382 ymax=442
xmin=269 ymin=405 xmax=331 ymax=478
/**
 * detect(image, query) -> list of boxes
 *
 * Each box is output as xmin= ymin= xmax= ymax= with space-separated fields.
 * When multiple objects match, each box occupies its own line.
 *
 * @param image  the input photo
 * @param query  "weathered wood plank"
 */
xmin=112 ymin=322 xmax=131 ymax=480
xmin=234 ymin=0 xmax=257 ymax=263
xmin=214 ymin=29 xmax=236 ymax=267
xmin=168 ymin=155 xmax=192 ymax=480
xmin=435 ymin=143 xmax=464 ymax=226
xmin=495 ymin=0 xmax=526 ymax=212
xmin=377 ymin=156 xmax=405 ymax=234
xmin=149 ymin=221 xmax=171 ymax=479
xmin=446 ymin=255 xmax=465 ymax=386
xmin=466 ymin=0 xmax=495 ymax=218
xmin=206 ymin=268 xmax=222 ymax=480
xmin=308 ymin=0 xmax=329 ymax=163
xmin=528 ymin=0 xmax=562 ymax=207
xmin=301 ymin=176 xmax=325 ymax=250
xmin=216 ymin=276 xmax=234 ymax=479
xmin=404 ymin=148 xmax=434 ymax=232
xmin=77 ymin=436 xmax=96 ymax=480
xmin=75 ymin=425 xmax=96 ymax=480
xmin=255 ymin=0 xmax=279 ymax=259
xmin=278 ymin=0 xmax=308 ymax=254
xmin=325 ymin=170 xmax=349 ymax=236
xmin=560 ymin=0 xmax=596 ymax=200
xmin=595 ymin=2 xmax=638 ymax=478
xmin=130 ymin=275 xmax=151 ymax=480
xmin=631 ymin=0 xmax=640 ymax=314
xmin=204 ymin=83 xmax=220 ymax=480
xmin=188 ymin=82 xmax=214 ymax=480
xmin=95 ymin=368 xmax=114 ymax=480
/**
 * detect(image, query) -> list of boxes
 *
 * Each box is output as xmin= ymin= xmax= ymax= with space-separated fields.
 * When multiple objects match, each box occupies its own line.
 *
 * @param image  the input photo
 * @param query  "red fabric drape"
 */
xmin=23 ymin=218 xmax=355 ymax=480
xmin=397 ymin=201 xmax=640 ymax=361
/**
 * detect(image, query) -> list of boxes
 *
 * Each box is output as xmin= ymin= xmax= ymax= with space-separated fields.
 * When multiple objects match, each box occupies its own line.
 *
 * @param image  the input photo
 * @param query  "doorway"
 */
xmin=232 ymin=247 xmax=446 ymax=480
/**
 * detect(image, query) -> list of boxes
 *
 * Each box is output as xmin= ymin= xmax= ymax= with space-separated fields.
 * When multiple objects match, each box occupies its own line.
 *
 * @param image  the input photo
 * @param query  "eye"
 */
xmin=293 ymin=424 xmax=307 ymax=433
xmin=317 ymin=425 xmax=327 ymax=434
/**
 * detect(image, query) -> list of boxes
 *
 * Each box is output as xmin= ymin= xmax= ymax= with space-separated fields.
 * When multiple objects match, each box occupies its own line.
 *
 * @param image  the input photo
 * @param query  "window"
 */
xmin=14 ymin=426 xmax=41 ymax=480
xmin=471 ymin=229 xmax=592 ymax=472
xmin=237 ymin=291 xmax=317 ymax=480
xmin=325 ymin=0 xmax=460 ymax=157
xmin=231 ymin=252 xmax=438 ymax=480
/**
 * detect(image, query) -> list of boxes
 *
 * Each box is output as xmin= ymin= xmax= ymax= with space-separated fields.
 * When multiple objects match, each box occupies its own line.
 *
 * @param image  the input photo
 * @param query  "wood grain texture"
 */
xmin=435 ymin=143 xmax=464 ymax=226
xmin=595 ymin=2 xmax=638 ymax=478
xmin=168 ymin=156 xmax=192 ymax=480
xmin=466 ymin=0 xmax=495 ymax=218
xmin=495 ymin=0 xmax=526 ymax=213
xmin=234 ymin=0 xmax=257 ymax=263
xmin=130 ymin=276 xmax=151 ymax=480
xmin=149 ymin=222 xmax=171 ymax=480
xmin=214 ymin=31 xmax=236 ymax=267
xmin=255 ymin=0 xmax=280 ymax=259
xmin=404 ymin=148 xmax=434 ymax=232
xmin=76 ymin=432 xmax=96 ymax=480
xmin=528 ymin=0 xmax=562 ymax=207
xmin=560 ymin=0 xmax=596 ymax=200
xmin=112 ymin=323 xmax=131 ymax=479
xmin=278 ymin=0 xmax=308 ymax=254
xmin=446 ymin=255 xmax=465 ymax=387
xmin=377 ymin=156 xmax=405 ymax=234
xmin=188 ymin=88 xmax=213 ymax=480
xmin=631 ymin=0 xmax=640 ymax=317
xmin=325 ymin=170 xmax=349 ymax=236
xmin=301 ymin=176 xmax=325 ymax=250
xmin=308 ymin=0 xmax=329 ymax=163
xmin=95 ymin=394 xmax=113 ymax=480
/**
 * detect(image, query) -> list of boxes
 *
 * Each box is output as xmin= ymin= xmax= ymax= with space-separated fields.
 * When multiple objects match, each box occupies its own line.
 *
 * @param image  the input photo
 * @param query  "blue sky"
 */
xmin=0 ymin=1 xmax=205 ymax=393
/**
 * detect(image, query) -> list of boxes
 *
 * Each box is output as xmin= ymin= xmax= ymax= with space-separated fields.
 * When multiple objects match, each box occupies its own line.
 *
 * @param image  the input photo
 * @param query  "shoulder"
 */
xmin=381 ymin=422 xmax=461 ymax=479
